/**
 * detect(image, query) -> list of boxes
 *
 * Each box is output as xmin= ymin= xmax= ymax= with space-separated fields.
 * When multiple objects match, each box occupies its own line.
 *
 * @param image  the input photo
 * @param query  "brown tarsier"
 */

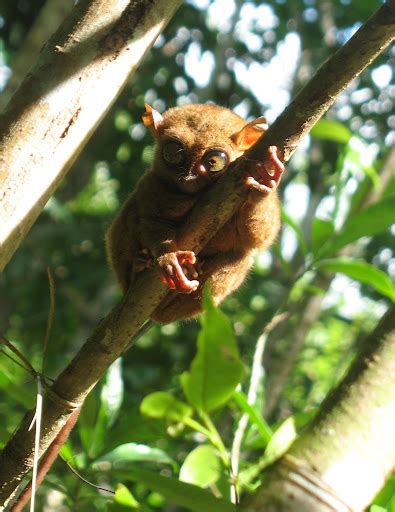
xmin=12 ymin=105 xmax=284 ymax=512
xmin=106 ymin=103 xmax=284 ymax=323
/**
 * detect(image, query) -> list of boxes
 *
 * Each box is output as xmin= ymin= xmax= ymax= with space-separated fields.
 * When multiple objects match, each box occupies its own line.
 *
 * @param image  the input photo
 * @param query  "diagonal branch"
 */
xmin=0 ymin=0 xmax=394 ymax=507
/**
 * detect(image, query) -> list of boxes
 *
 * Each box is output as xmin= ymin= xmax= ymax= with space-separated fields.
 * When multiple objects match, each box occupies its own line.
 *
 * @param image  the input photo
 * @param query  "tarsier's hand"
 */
xmin=157 ymin=251 xmax=199 ymax=293
xmin=245 ymin=145 xmax=285 ymax=194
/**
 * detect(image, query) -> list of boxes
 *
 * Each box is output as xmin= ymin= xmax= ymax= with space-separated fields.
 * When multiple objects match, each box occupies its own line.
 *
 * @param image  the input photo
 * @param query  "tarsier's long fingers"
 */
xmin=245 ymin=145 xmax=285 ymax=194
xmin=159 ymin=270 xmax=176 ymax=290
xmin=182 ymin=260 xmax=199 ymax=279
xmin=157 ymin=251 xmax=199 ymax=293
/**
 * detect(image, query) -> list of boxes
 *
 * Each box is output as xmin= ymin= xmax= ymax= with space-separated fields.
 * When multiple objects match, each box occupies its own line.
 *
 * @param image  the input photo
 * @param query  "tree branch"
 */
xmin=0 ymin=0 xmax=182 ymax=271
xmin=0 ymin=1 xmax=394 ymax=507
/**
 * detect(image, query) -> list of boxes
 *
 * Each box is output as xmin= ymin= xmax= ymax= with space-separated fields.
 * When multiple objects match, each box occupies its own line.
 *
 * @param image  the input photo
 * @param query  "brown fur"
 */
xmin=106 ymin=104 xmax=281 ymax=323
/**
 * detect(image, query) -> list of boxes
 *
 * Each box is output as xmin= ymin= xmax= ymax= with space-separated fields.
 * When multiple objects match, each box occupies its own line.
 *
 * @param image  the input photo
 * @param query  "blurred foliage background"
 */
xmin=0 ymin=0 xmax=394 ymax=510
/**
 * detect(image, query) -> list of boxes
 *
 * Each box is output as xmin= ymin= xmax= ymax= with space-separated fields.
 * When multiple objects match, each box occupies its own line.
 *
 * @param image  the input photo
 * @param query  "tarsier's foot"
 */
xmin=157 ymin=251 xmax=199 ymax=293
xmin=245 ymin=145 xmax=285 ymax=194
xmin=135 ymin=248 xmax=154 ymax=272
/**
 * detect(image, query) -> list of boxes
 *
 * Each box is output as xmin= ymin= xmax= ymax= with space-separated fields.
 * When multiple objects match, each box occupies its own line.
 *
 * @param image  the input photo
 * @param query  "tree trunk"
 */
xmin=243 ymin=305 xmax=395 ymax=511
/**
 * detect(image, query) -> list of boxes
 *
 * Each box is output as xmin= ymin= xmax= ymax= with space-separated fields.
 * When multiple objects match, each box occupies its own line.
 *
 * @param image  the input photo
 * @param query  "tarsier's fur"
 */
xmin=106 ymin=104 xmax=282 ymax=323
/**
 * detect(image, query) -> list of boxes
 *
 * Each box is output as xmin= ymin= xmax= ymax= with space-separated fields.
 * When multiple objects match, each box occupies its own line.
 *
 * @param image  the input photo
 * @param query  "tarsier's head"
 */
xmin=142 ymin=103 xmax=267 ymax=195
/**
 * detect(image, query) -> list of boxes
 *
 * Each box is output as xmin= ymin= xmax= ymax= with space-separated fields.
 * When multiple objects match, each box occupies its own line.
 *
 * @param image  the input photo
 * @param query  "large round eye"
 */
xmin=202 ymin=150 xmax=229 ymax=173
xmin=162 ymin=140 xmax=186 ymax=166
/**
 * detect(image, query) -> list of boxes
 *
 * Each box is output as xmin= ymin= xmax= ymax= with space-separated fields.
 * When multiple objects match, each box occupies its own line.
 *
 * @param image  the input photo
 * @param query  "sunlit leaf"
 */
xmin=140 ymin=392 xmax=193 ymax=423
xmin=372 ymin=473 xmax=395 ymax=509
xmin=101 ymin=359 xmax=124 ymax=428
xmin=181 ymin=287 xmax=244 ymax=412
xmin=311 ymin=119 xmax=352 ymax=144
xmin=263 ymin=417 xmax=297 ymax=464
xmin=114 ymin=484 xmax=139 ymax=508
xmin=179 ymin=445 xmax=221 ymax=488
xmin=315 ymin=258 xmax=395 ymax=301
xmin=92 ymin=443 xmax=175 ymax=469
xmin=113 ymin=468 xmax=236 ymax=512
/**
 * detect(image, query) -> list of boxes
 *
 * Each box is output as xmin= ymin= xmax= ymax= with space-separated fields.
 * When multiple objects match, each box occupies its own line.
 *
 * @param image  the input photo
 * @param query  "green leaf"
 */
xmin=140 ymin=392 xmax=193 ymax=423
xmin=312 ymin=218 xmax=335 ymax=257
xmin=370 ymin=506 xmax=387 ymax=512
xmin=78 ymin=389 xmax=99 ymax=453
xmin=263 ymin=417 xmax=297 ymax=465
xmin=315 ymin=258 xmax=395 ymax=301
xmin=233 ymin=391 xmax=272 ymax=444
xmin=92 ymin=443 xmax=175 ymax=469
xmin=372 ymin=474 xmax=395 ymax=508
xmin=87 ymin=360 xmax=124 ymax=458
xmin=114 ymin=468 xmax=236 ymax=512
xmin=317 ymin=195 xmax=395 ymax=259
xmin=114 ymin=484 xmax=140 ymax=509
xmin=179 ymin=445 xmax=221 ymax=488
xmin=60 ymin=442 xmax=75 ymax=465
xmin=311 ymin=119 xmax=352 ymax=144
xmin=281 ymin=208 xmax=308 ymax=256
xmin=181 ymin=287 xmax=244 ymax=412
xmin=101 ymin=359 xmax=124 ymax=427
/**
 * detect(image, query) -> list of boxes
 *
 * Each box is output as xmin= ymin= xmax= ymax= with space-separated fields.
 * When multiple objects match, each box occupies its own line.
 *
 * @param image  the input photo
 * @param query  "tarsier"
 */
xmin=106 ymin=103 xmax=284 ymax=322
xmin=12 ymin=105 xmax=284 ymax=512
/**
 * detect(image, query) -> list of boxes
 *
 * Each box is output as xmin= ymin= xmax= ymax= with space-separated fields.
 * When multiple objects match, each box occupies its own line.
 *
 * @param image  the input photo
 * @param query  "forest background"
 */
xmin=0 ymin=0 xmax=394 ymax=510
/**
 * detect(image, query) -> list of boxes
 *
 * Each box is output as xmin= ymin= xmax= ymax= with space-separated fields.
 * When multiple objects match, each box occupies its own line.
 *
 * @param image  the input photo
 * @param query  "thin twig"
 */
xmin=0 ymin=334 xmax=38 ymax=377
xmin=60 ymin=455 xmax=115 ymax=495
xmin=42 ymin=267 xmax=56 ymax=370
xmin=230 ymin=312 xmax=289 ymax=502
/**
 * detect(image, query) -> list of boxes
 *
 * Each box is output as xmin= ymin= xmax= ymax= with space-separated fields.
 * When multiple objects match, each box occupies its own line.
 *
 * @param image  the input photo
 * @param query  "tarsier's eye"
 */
xmin=202 ymin=150 xmax=229 ymax=173
xmin=162 ymin=140 xmax=186 ymax=166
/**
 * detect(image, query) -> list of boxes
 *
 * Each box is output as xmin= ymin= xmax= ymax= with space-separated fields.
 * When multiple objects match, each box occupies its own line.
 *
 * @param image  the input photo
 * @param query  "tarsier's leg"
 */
xmin=151 ymin=252 xmax=253 ymax=323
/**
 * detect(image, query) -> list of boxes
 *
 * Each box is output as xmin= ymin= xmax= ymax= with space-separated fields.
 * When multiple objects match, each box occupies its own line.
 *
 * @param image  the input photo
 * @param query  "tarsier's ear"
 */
xmin=142 ymin=104 xmax=164 ymax=133
xmin=231 ymin=116 xmax=268 ymax=151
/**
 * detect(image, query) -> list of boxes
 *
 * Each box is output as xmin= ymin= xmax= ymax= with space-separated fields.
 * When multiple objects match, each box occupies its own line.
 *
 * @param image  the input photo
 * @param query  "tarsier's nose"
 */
xmin=195 ymin=163 xmax=209 ymax=177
